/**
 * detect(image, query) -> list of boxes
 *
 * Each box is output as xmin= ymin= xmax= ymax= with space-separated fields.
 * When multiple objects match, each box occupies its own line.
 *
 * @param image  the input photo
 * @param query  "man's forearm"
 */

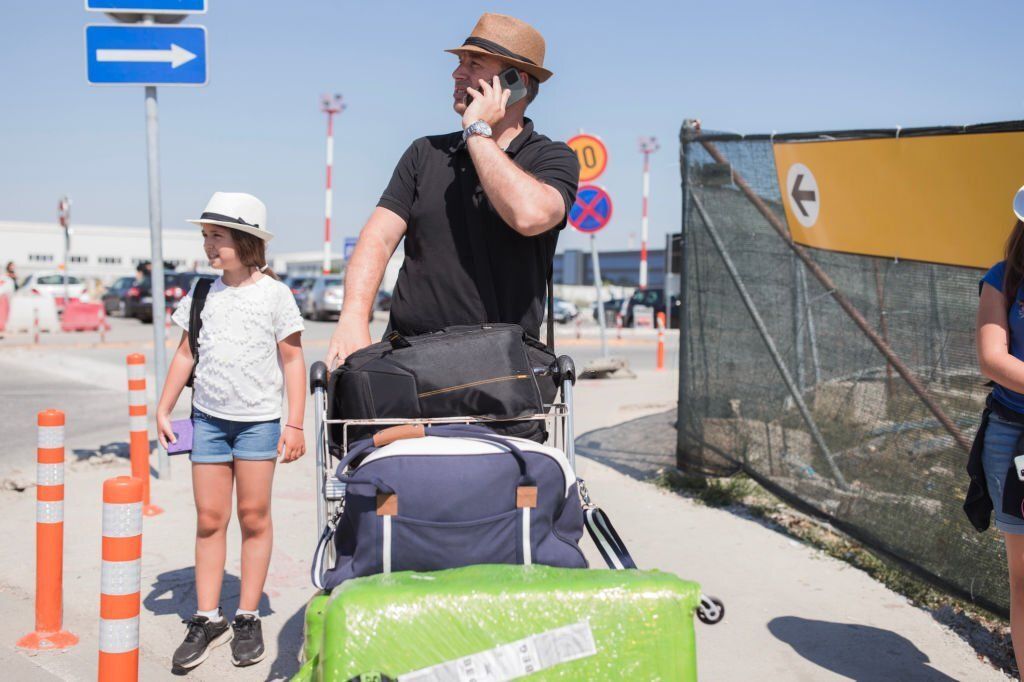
xmin=467 ymin=136 xmax=561 ymax=236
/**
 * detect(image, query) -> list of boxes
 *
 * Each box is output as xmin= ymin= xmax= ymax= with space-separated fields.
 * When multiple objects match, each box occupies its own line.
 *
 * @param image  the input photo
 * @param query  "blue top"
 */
xmin=981 ymin=261 xmax=1024 ymax=414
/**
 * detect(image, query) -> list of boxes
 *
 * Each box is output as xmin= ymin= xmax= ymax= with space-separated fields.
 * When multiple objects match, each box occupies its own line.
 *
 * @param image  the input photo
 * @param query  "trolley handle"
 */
xmin=310 ymin=360 xmax=328 ymax=394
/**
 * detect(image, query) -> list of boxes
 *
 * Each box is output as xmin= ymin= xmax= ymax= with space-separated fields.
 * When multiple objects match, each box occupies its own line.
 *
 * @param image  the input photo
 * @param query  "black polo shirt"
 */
xmin=377 ymin=118 xmax=579 ymax=341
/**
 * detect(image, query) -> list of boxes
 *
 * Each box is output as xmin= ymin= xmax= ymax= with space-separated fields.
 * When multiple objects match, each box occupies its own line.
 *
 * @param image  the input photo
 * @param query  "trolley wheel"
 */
xmin=697 ymin=595 xmax=724 ymax=625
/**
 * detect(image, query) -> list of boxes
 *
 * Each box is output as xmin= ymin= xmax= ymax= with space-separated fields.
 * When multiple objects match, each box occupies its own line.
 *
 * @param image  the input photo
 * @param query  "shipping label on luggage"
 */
xmin=399 ymin=620 xmax=597 ymax=682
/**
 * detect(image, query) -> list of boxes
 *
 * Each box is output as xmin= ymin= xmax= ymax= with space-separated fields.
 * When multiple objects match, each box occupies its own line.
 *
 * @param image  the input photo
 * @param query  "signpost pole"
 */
xmin=590 ymin=234 xmax=608 ymax=358
xmin=144 ymin=82 xmax=169 ymax=479
xmin=58 ymin=197 xmax=71 ymax=308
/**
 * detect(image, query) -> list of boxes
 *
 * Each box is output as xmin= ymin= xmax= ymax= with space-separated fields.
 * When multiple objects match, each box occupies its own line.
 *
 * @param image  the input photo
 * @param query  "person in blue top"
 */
xmin=976 ymin=184 xmax=1024 ymax=673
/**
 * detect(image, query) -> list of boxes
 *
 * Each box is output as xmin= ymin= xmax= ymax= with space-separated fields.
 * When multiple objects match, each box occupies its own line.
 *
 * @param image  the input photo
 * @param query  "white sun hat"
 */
xmin=1014 ymin=186 xmax=1024 ymax=222
xmin=187 ymin=192 xmax=273 ymax=241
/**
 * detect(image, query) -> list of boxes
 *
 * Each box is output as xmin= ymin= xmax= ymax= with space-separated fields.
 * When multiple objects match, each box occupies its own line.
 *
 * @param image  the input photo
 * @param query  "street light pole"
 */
xmin=57 ymin=196 xmax=71 ymax=307
xmin=638 ymin=136 xmax=659 ymax=290
xmin=320 ymin=93 xmax=345 ymax=275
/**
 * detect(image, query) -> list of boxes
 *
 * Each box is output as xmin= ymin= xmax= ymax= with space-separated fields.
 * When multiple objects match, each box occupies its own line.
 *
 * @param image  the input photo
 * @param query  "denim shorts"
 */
xmin=982 ymin=412 xmax=1024 ymax=535
xmin=190 ymin=410 xmax=280 ymax=464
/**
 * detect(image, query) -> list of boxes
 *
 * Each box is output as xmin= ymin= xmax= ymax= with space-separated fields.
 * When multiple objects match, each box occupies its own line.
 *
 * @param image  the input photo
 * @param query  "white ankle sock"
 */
xmin=236 ymin=608 xmax=259 ymax=620
xmin=196 ymin=608 xmax=223 ymax=622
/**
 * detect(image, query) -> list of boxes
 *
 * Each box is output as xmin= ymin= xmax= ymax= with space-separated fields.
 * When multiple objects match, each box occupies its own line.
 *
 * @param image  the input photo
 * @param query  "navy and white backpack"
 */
xmin=312 ymin=424 xmax=634 ymax=591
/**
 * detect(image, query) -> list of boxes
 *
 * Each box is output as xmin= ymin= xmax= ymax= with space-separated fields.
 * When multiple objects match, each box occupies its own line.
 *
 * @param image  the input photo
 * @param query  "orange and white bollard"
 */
xmin=656 ymin=312 xmax=666 ymax=371
xmin=126 ymin=354 xmax=162 ymax=516
xmin=17 ymin=410 xmax=78 ymax=651
xmin=99 ymin=476 xmax=143 ymax=682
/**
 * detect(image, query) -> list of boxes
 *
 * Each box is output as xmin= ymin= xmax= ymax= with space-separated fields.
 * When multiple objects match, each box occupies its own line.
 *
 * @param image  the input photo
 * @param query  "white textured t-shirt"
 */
xmin=172 ymin=275 xmax=304 ymax=421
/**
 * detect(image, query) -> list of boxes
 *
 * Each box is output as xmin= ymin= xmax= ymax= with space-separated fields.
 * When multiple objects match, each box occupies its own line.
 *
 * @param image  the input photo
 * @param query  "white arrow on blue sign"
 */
xmin=85 ymin=0 xmax=206 ymax=13
xmin=86 ymin=25 xmax=207 ymax=86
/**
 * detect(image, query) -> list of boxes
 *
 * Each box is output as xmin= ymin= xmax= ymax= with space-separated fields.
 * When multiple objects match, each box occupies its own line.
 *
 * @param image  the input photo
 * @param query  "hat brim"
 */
xmin=186 ymin=219 xmax=274 ymax=241
xmin=445 ymin=45 xmax=553 ymax=83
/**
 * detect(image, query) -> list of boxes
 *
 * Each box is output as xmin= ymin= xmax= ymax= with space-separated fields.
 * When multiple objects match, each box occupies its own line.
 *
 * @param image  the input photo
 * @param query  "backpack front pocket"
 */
xmin=387 ymin=510 xmax=520 ymax=573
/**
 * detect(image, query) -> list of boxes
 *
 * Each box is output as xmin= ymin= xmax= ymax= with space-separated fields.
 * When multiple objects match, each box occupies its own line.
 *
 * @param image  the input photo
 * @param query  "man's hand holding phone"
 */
xmin=462 ymin=75 xmax=512 ymax=130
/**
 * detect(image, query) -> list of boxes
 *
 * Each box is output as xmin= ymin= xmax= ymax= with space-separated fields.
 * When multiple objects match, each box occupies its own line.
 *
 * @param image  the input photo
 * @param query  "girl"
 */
xmin=976 ymin=185 xmax=1024 ymax=676
xmin=156 ymin=192 xmax=306 ymax=670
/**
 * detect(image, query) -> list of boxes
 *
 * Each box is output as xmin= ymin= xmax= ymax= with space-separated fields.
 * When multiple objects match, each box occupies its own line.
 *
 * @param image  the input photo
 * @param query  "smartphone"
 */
xmin=498 ymin=67 xmax=528 ymax=106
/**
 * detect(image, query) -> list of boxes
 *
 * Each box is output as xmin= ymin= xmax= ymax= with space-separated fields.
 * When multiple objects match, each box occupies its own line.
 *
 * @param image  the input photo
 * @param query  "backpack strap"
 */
xmin=186 ymin=278 xmax=214 ymax=388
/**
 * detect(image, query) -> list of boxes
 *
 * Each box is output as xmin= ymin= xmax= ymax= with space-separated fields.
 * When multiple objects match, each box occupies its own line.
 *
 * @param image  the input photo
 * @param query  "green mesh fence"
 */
xmin=675 ymin=124 xmax=1006 ymax=615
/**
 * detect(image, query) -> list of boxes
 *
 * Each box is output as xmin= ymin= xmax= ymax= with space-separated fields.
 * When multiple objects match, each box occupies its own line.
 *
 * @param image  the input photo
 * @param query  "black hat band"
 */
xmin=461 ymin=37 xmax=537 ymax=66
xmin=200 ymin=212 xmax=260 ymax=229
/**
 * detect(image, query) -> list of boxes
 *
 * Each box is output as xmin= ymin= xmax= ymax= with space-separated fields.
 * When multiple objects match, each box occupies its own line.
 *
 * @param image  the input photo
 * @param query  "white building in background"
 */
xmin=0 ymin=221 xmax=205 ymax=284
xmin=1 ymin=221 xmax=405 ymax=292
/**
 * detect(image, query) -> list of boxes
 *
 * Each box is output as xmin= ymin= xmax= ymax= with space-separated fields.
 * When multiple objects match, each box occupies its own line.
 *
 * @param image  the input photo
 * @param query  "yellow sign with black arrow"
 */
xmin=772 ymin=131 xmax=1024 ymax=269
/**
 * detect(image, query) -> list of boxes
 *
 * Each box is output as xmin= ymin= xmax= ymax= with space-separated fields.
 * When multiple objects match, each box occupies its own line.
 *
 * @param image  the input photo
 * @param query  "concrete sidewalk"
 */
xmin=0 ymin=367 xmax=1009 ymax=680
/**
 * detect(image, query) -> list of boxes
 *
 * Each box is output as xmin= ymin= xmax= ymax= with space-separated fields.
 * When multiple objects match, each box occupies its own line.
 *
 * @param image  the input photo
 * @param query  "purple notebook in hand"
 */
xmin=167 ymin=417 xmax=194 ymax=455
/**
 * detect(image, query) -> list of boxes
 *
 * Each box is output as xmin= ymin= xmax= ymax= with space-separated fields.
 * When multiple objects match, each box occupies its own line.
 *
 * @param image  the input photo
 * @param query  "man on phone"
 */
xmin=326 ymin=13 xmax=579 ymax=367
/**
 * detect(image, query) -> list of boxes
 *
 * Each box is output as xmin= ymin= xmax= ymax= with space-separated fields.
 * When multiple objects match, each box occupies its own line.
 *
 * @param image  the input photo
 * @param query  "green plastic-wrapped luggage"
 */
xmin=294 ymin=564 xmax=701 ymax=681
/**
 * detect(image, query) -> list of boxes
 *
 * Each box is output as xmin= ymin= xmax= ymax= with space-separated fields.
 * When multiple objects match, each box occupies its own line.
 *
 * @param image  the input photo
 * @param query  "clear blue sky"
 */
xmin=1 ymin=1 xmax=1020 ymax=255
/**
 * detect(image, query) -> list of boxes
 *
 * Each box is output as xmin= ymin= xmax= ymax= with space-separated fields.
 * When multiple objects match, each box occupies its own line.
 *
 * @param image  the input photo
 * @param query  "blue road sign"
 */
xmin=344 ymin=237 xmax=358 ymax=260
xmin=86 ymin=25 xmax=207 ymax=86
xmin=85 ymin=1 xmax=206 ymax=13
xmin=569 ymin=185 xmax=614 ymax=233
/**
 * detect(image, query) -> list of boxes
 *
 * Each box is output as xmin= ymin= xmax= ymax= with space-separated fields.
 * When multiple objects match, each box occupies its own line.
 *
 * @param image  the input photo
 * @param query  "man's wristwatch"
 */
xmin=462 ymin=120 xmax=493 ymax=143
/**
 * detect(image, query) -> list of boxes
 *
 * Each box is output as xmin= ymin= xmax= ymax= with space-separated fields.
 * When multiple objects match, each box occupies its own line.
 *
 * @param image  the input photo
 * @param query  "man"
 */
xmin=326 ymin=13 xmax=579 ymax=367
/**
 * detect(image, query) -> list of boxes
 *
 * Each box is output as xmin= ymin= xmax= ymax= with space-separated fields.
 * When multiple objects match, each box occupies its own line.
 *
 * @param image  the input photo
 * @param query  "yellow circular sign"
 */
xmin=567 ymin=134 xmax=608 ymax=183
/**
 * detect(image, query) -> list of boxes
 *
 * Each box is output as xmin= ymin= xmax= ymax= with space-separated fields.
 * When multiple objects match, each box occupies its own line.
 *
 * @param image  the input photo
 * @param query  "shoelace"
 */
xmin=181 ymin=617 xmax=210 ymax=644
xmin=234 ymin=617 xmax=257 ymax=640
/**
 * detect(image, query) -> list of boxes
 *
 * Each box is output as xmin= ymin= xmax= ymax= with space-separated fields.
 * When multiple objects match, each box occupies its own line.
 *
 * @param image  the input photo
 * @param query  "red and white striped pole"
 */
xmin=638 ymin=136 xmax=660 ymax=290
xmin=98 ymin=475 xmax=143 ymax=682
xmin=126 ymin=354 xmax=162 ymax=517
xmin=320 ymin=93 xmax=345 ymax=275
xmin=17 ymin=410 xmax=78 ymax=651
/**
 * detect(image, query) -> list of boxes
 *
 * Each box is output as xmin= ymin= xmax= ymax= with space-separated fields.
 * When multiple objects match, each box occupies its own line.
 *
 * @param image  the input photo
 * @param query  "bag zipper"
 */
xmin=417 ymin=374 xmax=530 ymax=399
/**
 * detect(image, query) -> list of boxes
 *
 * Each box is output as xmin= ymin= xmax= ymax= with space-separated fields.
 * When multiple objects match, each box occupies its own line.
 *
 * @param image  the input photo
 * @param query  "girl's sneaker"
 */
xmin=230 ymin=615 xmax=266 ymax=666
xmin=172 ymin=613 xmax=232 ymax=670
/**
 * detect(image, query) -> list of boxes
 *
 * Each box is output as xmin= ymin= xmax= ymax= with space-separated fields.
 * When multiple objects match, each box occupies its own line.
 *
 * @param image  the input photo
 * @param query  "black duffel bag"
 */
xmin=327 ymin=323 xmax=557 ymax=447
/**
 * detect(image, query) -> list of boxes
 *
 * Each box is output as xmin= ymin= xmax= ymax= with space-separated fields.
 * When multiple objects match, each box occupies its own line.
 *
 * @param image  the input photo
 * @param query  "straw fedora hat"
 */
xmin=446 ymin=13 xmax=553 ymax=83
xmin=187 ymin=192 xmax=274 ymax=241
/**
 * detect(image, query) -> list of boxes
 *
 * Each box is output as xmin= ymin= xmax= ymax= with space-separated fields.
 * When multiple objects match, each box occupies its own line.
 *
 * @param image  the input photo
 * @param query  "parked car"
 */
xmin=551 ymin=297 xmax=579 ymax=324
xmin=591 ymin=297 xmax=627 ymax=324
xmin=303 ymin=276 xmax=345 ymax=321
xmin=621 ymin=289 xmax=681 ymax=328
xmin=19 ymin=271 xmax=89 ymax=311
xmin=127 ymin=272 xmax=211 ymax=323
xmin=284 ymin=275 xmax=316 ymax=311
xmin=102 ymin=276 xmax=136 ymax=317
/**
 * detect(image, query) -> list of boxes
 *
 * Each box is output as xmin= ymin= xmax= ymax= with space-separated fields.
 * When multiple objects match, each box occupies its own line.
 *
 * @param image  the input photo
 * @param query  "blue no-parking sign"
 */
xmin=344 ymin=237 xmax=358 ymax=261
xmin=569 ymin=185 xmax=614 ymax=233
xmin=85 ymin=25 xmax=207 ymax=86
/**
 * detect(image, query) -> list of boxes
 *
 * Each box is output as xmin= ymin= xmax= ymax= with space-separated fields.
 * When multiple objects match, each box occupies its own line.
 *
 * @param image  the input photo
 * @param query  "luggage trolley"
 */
xmin=306 ymin=356 xmax=724 ymax=625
